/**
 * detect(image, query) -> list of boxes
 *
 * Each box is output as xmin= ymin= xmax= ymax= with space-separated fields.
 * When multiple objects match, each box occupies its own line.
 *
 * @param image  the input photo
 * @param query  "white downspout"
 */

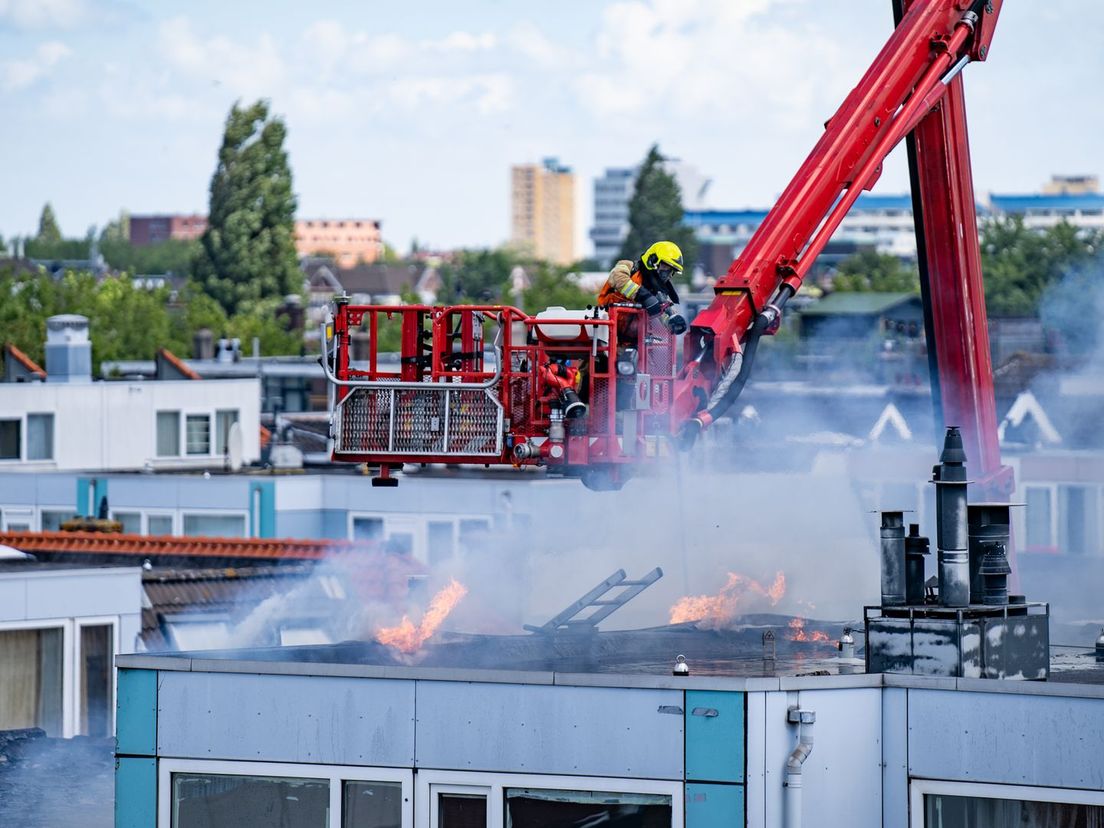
xmin=784 ymin=706 xmax=816 ymax=828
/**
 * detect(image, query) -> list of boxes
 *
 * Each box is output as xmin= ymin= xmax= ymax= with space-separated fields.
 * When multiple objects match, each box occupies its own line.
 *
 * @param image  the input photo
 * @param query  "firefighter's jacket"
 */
xmin=597 ymin=259 xmax=680 ymax=308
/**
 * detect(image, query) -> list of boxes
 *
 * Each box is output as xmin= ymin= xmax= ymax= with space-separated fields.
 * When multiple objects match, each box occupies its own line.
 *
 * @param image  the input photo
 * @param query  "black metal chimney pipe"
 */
xmin=933 ymin=427 xmax=970 ymax=607
xmin=880 ymin=511 xmax=907 ymax=606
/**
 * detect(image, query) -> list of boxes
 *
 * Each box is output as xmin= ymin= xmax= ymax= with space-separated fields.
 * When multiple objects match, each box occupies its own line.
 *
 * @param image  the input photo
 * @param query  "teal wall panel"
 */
xmin=117 ymin=669 xmax=157 ymax=756
xmin=115 ymin=757 xmax=156 ymax=828
xmin=685 ymin=782 xmax=745 ymax=828
xmin=686 ymin=690 xmax=745 ymax=783
xmin=77 ymin=477 xmax=109 ymax=517
xmin=249 ymin=481 xmax=276 ymax=538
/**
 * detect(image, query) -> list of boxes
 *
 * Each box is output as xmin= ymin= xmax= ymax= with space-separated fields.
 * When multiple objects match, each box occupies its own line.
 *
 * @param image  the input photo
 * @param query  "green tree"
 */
xmin=980 ymin=216 xmax=1103 ymax=316
xmin=618 ymin=145 xmax=698 ymax=274
xmin=36 ymin=203 xmax=62 ymax=244
xmin=226 ymin=297 xmax=302 ymax=356
xmin=437 ymin=248 xmax=517 ymax=303
xmin=100 ymin=236 xmax=198 ymax=276
xmin=832 ymin=250 xmax=920 ymax=293
xmin=520 ymin=263 xmax=593 ymax=314
xmin=194 ymin=100 xmax=300 ymax=315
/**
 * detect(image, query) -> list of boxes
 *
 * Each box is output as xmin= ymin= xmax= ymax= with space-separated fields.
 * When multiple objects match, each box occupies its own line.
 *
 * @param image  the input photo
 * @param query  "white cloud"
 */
xmin=0 ymin=0 xmax=85 ymax=29
xmin=158 ymin=16 xmax=286 ymax=100
xmin=2 ymin=40 xmax=70 ymax=90
xmin=575 ymin=0 xmax=849 ymax=129
xmin=386 ymin=73 xmax=514 ymax=115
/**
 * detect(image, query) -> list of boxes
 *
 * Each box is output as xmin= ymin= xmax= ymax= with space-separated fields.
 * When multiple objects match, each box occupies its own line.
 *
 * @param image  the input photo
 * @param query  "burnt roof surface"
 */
xmin=136 ymin=612 xmax=1104 ymax=686
xmin=150 ymin=614 xmax=856 ymax=678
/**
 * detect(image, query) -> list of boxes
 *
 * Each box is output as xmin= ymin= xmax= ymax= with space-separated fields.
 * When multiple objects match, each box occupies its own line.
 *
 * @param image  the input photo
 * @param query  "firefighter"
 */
xmin=597 ymin=240 xmax=688 ymax=334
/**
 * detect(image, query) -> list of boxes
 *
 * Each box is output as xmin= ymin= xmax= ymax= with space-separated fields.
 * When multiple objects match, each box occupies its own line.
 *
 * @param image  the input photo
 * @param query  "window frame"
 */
xmin=184 ymin=413 xmax=212 ymax=456
xmin=416 ymin=770 xmax=683 ymax=828
xmin=346 ymin=512 xmax=494 ymax=563
xmin=74 ymin=616 xmax=119 ymax=737
xmin=0 ymin=417 xmax=21 ymax=461
xmin=157 ymin=758 xmax=414 ymax=828
xmin=0 ymin=617 xmax=74 ymax=738
xmin=156 ymin=410 xmax=182 ymax=458
xmin=26 ymin=412 xmax=55 ymax=461
xmin=181 ymin=510 xmax=249 ymax=538
xmin=909 ymin=779 xmax=1104 ymax=827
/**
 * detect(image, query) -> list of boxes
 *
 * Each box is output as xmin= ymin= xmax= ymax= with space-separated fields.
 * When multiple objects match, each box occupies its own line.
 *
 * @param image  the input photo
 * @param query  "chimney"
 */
xmin=193 ymin=328 xmax=215 ymax=360
xmin=44 ymin=314 xmax=92 ymax=383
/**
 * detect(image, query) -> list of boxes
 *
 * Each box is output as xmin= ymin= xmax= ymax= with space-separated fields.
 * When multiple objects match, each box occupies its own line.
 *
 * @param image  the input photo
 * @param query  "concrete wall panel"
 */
xmin=23 ymin=569 xmax=142 ymax=620
xmin=882 ymin=687 xmax=908 ymax=828
xmin=157 ymin=671 xmax=415 ymax=766
xmin=759 ymin=689 xmax=881 ymax=828
xmin=908 ymin=688 xmax=1104 ymax=790
xmin=414 ymin=681 xmax=684 ymax=780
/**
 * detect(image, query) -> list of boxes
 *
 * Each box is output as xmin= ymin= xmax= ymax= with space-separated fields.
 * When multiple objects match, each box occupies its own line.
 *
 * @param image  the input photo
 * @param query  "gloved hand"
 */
xmin=666 ymin=313 xmax=688 ymax=335
xmin=638 ymin=288 xmax=663 ymax=316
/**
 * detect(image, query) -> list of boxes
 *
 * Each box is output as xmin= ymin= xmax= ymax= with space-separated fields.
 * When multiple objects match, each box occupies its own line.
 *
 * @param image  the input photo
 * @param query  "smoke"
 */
xmin=0 ymin=730 xmax=114 ymax=828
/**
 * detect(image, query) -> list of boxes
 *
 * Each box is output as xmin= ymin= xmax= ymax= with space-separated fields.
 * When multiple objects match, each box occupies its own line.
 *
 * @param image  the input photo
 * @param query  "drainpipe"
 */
xmin=784 ymin=707 xmax=816 ymax=828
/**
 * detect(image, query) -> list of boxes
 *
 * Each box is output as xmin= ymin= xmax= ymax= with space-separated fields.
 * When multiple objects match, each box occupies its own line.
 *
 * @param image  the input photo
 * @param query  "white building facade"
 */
xmin=0 ymin=378 xmax=260 ymax=473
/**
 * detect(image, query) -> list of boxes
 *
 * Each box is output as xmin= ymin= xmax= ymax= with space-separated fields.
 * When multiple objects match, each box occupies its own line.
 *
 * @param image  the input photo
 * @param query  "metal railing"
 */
xmin=321 ymin=323 xmax=506 ymax=458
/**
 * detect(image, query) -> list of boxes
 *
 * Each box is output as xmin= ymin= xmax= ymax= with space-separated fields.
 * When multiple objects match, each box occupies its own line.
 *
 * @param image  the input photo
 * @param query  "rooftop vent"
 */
xmin=45 ymin=314 xmax=92 ymax=383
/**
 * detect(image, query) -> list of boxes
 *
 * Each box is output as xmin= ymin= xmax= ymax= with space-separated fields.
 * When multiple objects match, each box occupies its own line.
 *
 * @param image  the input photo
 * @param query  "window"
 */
xmin=1058 ymin=484 xmax=1099 ymax=556
xmin=27 ymin=413 xmax=54 ymax=460
xmin=439 ymin=793 xmax=487 ymax=828
xmin=215 ymin=410 xmax=239 ymax=456
xmin=172 ymin=772 xmax=330 ymax=827
xmin=1024 ymin=487 xmax=1053 ymax=551
xmin=148 ymin=514 xmax=174 ymax=536
xmin=79 ymin=624 xmax=113 ymax=737
xmin=352 ymin=517 xmax=384 ymax=541
xmin=113 ymin=512 xmax=141 ymax=534
xmin=505 ymin=788 xmax=672 ymax=828
xmin=915 ymin=781 xmax=1104 ymax=827
xmin=157 ymin=411 xmax=181 ymax=457
xmin=41 ymin=509 xmax=72 ymax=531
xmin=183 ymin=513 xmax=246 ymax=538
xmin=186 ymin=414 xmax=211 ymax=455
xmin=160 ymin=761 xmax=412 ymax=828
xmin=0 ymin=419 xmax=20 ymax=459
xmin=0 ymin=626 xmax=64 ymax=736
xmin=343 ymin=781 xmax=403 ymax=828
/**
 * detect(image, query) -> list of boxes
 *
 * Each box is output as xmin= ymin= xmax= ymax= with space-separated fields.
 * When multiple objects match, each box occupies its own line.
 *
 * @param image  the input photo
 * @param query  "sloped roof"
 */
xmin=0 ymin=530 xmax=367 ymax=561
xmin=799 ymin=292 xmax=918 ymax=316
xmin=156 ymin=348 xmax=201 ymax=380
xmin=337 ymin=263 xmax=421 ymax=296
xmin=3 ymin=342 xmax=46 ymax=378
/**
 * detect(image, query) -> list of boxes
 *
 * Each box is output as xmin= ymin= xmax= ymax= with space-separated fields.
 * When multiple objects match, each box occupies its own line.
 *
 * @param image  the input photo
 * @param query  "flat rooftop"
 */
xmin=120 ymin=614 xmax=1104 ymax=694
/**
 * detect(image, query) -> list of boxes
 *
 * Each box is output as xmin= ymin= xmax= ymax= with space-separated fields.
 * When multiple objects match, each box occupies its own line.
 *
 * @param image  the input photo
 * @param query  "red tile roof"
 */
xmin=3 ymin=342 xmax=46 ymax=378
xmin=0 ymin=530 xmax=374 ymax=561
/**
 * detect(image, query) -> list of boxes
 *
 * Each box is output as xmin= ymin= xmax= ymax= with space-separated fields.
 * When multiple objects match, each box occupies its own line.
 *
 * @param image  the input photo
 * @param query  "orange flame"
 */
xmin=787 ymin=617 xmax=831 ymax=643
xmin=669 ymin=571 xmax=786 ymax=628
xmin=377 ymin=579 xmax=468 ymax=653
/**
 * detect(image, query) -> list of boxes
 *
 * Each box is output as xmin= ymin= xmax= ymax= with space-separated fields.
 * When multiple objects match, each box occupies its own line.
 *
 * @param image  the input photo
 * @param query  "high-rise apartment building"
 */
xmin=511 ymin=158 xmax=576 ymax=265
xmin=589 ymin=160 xmax=712 ymax=269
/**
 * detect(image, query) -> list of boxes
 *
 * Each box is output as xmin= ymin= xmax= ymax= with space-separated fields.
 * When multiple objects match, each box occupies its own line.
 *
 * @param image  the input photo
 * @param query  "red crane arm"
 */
xmin=674 ymin=0 xmax=1004 ymax=461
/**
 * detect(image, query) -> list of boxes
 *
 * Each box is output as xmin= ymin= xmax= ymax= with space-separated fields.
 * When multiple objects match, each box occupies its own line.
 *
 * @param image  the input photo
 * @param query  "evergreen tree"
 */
xmin=194 ymin=100 xmax=300 ymax=315
xmin=36 ymin=203 xmax=62 ymax=243
xmin=618 ymin=145 xmax=698 ymax=273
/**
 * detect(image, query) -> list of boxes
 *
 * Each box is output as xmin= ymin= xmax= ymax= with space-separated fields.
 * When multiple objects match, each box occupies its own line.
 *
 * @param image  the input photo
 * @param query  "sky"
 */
xmin=2 ymin=0 xmax=1102 ymax=254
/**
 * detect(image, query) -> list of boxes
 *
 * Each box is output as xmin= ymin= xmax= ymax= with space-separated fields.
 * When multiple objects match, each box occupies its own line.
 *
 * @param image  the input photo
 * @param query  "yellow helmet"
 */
xmin=642 ymin=240 xmax=684 ymax=274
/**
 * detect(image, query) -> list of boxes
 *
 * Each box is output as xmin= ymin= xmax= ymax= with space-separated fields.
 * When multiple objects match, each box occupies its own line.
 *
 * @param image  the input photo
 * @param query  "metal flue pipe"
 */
xmin=880 ymin=511 xmax=907 ymax=606
xmin=784 ymin=707 xmax=816 ymax=828
xmin=933 ymin=427 xmax=970 ymax=607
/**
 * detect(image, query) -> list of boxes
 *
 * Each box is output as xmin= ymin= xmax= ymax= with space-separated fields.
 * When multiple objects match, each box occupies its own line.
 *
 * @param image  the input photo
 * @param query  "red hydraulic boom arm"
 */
xmin=674 ymin=0 xmax=1011 ymax=499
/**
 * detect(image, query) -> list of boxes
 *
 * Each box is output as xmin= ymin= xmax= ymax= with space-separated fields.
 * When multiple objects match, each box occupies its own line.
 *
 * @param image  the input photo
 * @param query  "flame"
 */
xmin=787 ymin=617 xmax=831 ymax=643
xmin=669 ymin=571 xmax=786 ymax=628
xmin=377 ymin=579 xmax=468 ymax=653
